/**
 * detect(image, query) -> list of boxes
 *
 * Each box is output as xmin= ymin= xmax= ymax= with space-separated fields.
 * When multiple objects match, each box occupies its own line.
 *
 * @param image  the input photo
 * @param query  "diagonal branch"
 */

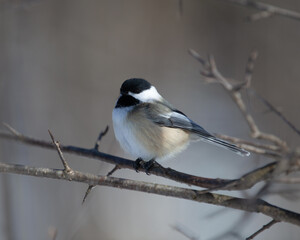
xmin=0 ymin=161 xmax=299 ymax=226
xmin=48 ymin=130 xmax=72 ymax=173
xmin=83 ymin=126 xmax=110 ymax=203
xmin=250 ymin=89 xmax=300 ymax=137
xmin=223 ymin=0 xmax=300 ymax=22
xmin=246 ymin=219 xmax=279 ymax=240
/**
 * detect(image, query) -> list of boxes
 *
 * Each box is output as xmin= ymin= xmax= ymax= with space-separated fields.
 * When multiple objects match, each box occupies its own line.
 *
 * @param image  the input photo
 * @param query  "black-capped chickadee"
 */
xmin=112 ymin=78 xmax=249 ymax=169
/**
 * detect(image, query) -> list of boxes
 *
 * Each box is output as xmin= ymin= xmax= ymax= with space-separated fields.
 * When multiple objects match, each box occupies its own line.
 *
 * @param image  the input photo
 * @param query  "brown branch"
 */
xmin=0 ymin=162 xmax=299 ymax=226
xmin=250 ymin=89 xmax=300 ymax=137
xmin=188 ymin=49 xmax=300 ymax=198
xmin=0 ymin=131 xmax=282 ymax=190
xmin=246 ymin=219 xmax=279 ymax=240
xmin=234 ymin=50 xmax=258 ymax=91
xmin=223 ymin=0 xmax=300 ymax=22
xmin=0 ymin=131 xmax=231 ymax=188
xmin=2 ymin=122 xmax=21 ymax=136
xmin=189 ymin=49 xmax=289 ymax=151
xmin=107 ymin=165 xmax=120 ymax=176
xmin=198 ymin=162 xmax=278 ymax=194
xmin=48 ymin=130 xmax=72 ymax=173
xmin=83 ymin=126 xmax=110 ymax=203
xmin=83 ymin=164 xmax=120 ymax=203
xmin=82 ymin=185 xmax=95 ymax=204
xmin=93 ymin=125 xmax=109 ymax=151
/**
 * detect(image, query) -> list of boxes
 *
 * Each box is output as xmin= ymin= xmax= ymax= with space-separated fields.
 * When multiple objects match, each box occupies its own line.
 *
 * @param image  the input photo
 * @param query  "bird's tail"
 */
xmin=200 ymin=136 xmax=250 ymax=157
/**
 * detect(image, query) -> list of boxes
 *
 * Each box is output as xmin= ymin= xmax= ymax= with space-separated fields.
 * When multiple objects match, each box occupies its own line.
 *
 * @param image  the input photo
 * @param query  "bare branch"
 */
xmin=246 ymin=219 xmax=279 ymax=240
xmin=2 ymin=122 xmax=21 ymax=136
xmin=93 ymin=125 xmax=109 ymax=151
xmin=82 ymin=185 xmax=95 ymax=204
xmin=0 ymin=131 xmax=285 ymax=190
xmin=0 ymin=161 xmax=299 ymax=226
xmin=250 ymin=89 xmax=300 ymax=137
xmin=48 ymin=130 xmax=72 ymax=173
xmin=189 ymin=49 xmax=289 ymax=150
xmin=107 ymin=165 xmax=120 ymax=176
xmin=83 ymin=163 xmax=120 ymax=203
xmin=83 ymin=126 xmax=110 ymax=203
xmin=0 ymin=131 xmax=233 ymax=188
xmin=233 ymin=50 xmax=258 ymax=91
xmin=223 ymin=0 xmax=300 ymax=22
xmin=197 ymin=162 xmax=278 ymax=194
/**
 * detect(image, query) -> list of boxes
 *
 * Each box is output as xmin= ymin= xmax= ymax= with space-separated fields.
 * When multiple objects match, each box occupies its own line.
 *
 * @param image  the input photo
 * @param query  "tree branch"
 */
xmin=83 ymin=126 xmax=110 ymax=203
xmin=0 ymin=161 xmax=299 ymax=226
xmin=0 ymin=131 xmax=285 ymax=191
xmin=246 ymin=219 xmax=279 ymax=240
xmin=223 ymin=0 xmax=300 ymax=22
xmin=0 ymin=131 xmax=232 ymax=188
xmin=189 ymin=49 xmax=289 ymax=150
xmin=48 ymin=130 xmax=72 ymax=173
xmin=250 ymin=89 xmax=300 ymax=137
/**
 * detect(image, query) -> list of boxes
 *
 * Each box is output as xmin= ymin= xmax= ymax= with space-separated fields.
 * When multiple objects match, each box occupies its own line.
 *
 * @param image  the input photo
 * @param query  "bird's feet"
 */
xmin=134 ymin=158 xmax=143 ymax=172
xmin=134 ymin=158 xmax=157 ymax=175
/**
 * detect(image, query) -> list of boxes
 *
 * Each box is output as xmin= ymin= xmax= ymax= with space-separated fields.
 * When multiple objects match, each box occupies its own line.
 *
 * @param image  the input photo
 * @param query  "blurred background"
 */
xmin=1 ymin=0 xmax=300 ymax=239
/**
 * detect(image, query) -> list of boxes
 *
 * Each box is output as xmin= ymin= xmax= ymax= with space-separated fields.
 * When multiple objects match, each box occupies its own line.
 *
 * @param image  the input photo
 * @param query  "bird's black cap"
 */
xmin=120 ymin=78 xmax=152 ymax=94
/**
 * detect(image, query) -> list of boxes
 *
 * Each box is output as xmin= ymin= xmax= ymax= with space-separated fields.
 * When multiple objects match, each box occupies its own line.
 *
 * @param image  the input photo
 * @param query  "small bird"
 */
xmin=112 ymin=78 xmax=249 ymax=170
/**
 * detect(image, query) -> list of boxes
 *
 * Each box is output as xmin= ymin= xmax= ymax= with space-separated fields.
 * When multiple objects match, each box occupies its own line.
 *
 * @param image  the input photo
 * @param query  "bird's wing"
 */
xmin=144 ymin=102 xmax=212 ymax=138
xmin=143 ymin=102 xmax=250 ymax=156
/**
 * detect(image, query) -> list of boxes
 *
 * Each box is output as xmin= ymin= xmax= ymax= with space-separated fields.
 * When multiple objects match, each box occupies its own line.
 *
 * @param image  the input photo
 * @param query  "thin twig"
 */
xmin=83 ymin=126 xmax=110 ymax=203
xmin=223 ymin=0 xmax=300 ymax=22
xmin=233 ymin=50 xmax=258 ymax=91
xmin=48 ymin=130 xmax=72 ymax=173
xmin=246 ymin=219 xmax=279 ymax=240
xmin=83 ymin=163 xmax=120 ymax=203
xmin=82 ymin=185 xmax=95 ymax=204
xmin=2 ymin=122 xmax=21 ymax=136
xmin=94 ymin=125 xmax=109 ymax=151
xmin=107 ymin=165 xmax=120 ymax=176
xmin=250 ymin=89 xmax=300 ymax=137
xmin=0 ymin=162 xmax=299 ymax=226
